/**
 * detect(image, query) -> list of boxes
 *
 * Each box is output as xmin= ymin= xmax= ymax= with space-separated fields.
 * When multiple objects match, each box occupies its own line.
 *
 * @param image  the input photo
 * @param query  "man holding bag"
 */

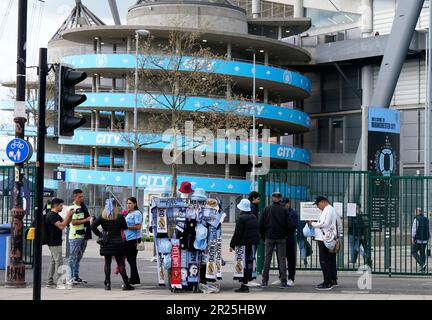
xmin=308 ymin=196 xmax=338 ymax=291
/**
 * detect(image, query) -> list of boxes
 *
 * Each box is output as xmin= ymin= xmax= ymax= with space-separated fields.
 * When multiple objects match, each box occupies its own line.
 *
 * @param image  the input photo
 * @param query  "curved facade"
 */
xmin=2 ymin=1 xmax=312 ymax=206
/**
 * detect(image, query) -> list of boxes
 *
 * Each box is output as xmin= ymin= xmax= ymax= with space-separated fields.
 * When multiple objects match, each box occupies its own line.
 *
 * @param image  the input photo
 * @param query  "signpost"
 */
xmin=6 ymin=138 xmax=33 ymax=164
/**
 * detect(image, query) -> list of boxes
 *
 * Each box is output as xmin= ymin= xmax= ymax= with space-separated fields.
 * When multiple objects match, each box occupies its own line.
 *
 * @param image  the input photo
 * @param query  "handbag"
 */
xmin=137 ymin=239 xmax=145 ymax=251
xmin=97 ymin=231 xmax=109 ymax=245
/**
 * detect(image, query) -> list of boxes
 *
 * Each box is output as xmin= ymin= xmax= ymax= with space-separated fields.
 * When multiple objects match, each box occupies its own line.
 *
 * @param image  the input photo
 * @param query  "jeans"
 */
xmin=262 ymin=238 xmax=287 ymax=284
xmin=318 ymin=241 xmax=337 ymax=285
xmin=69 ymin=239 xmax=87 ymax=279
xmin=47 ymin=245 xmax=63 ymax=285
xmin=412 ymin=243 xmax=427 ymax=267
xmin=298 ymin=238 xmax=307 ymax=259
xmin=349 ymin=234 xmax=360 ymax=264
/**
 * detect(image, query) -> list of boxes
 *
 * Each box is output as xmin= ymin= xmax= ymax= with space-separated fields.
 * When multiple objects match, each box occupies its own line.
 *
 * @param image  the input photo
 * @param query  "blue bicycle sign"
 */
xmin=6 ymin=138 xmax=33 ymax=164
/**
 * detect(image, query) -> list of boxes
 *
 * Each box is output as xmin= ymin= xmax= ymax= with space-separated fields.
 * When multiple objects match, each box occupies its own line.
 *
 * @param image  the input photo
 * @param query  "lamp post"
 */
xmin=246 ymin=48 xmax=257 ymax=190
xmin=132 ymin=29 xmax=150 ymax=198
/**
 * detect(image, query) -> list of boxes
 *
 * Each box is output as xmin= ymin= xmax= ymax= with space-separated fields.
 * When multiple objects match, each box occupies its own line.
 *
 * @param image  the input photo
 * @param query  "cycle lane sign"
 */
xmin=6 ymin=138 xmax=33 ymax=164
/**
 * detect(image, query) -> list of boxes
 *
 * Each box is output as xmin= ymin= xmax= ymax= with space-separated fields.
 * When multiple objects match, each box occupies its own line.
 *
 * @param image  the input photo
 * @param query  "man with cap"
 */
xmin=178 ymin=181 xmax=193 ymax=199
xmin=259 ymin=192 xmax=294 ymax=288
xmin=308 ymin=196 xmax=338 ymax=290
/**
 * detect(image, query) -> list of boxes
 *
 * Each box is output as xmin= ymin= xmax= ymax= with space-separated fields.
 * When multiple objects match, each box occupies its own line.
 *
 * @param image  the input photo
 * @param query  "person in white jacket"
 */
xmin=308 ymin=196 xmax=338 ymax=290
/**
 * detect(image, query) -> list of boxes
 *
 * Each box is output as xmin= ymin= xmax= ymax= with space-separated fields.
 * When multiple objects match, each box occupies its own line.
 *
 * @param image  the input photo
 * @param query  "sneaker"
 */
xmin=130 ymin=282 xmax=141 ymax=287
xmin=66 ymin=278 xmax=79 ymax=285
xmin=122 ymin=284 xmax=135 ymax=291
xmin=260 ymin=281 xmax=268 ymax=288
xmin=150 ymin=256 xmax=158 ymax=262
xmin=75 ymin=277 xmax=87 ymax=284
xmin=246 ymin=281 xmax=261 ymax=287
xmin=280 ymin=282 xmax=290 ymax=289
xmin=271 ymin=279 xmax=281 ymax=285
xmin=287 ymin=280 xmax=295 ymax=287
xmin=315 ymin=283 xmax=333 ymax=291
xmin=234 ymin=285 xmax=250 ymax=293
xmin=206 ymin=283 xmax=220 ymax=293
xmin=46 ymin=283 xmax=56 ymax=289
xmin=56 ymin=284 xmax=72 ymax=290
xmin=331 ymin=280 xmax=339 ymax=287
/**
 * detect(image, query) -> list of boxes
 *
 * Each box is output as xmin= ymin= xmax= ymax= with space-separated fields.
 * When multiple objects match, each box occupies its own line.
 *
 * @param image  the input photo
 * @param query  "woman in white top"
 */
xmin=308 ymin=196 xmax=338 ymax=291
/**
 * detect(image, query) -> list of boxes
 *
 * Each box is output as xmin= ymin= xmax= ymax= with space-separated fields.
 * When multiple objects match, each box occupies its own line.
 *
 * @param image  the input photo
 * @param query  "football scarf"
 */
xmin=205 ymin=225 xmax=218 ymax=281
xmin=155 ymin=239 xmax=166 ymax=285
xmin=170 ymin=239 xmax=182 ymax=289
xmin=216 ymin=226 xmax=223 ymax=280
xmin=233 ymin=245 xmax=245 ymax=280
xmin=156 ymin=207 xmax=168 ymax=235
xmin=181 ymin=249 xmax=188 ymax=287
xmin=187 ymin=251 xmax=199 ymax=284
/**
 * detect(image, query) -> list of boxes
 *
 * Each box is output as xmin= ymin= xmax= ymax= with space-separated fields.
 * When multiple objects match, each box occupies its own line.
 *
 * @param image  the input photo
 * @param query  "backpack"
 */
xmin=415 ymin=215 xmax=430 ymax=242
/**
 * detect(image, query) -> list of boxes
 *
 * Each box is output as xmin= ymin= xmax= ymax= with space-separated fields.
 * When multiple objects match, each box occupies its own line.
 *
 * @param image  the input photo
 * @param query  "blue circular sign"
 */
xmin=6 ymin=138 xmax=33 ymax=164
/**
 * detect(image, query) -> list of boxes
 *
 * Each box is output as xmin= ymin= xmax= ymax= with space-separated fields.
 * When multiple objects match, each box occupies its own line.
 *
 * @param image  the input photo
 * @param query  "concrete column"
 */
xmin=94 ymin=148 xmax=99 ymax=169
xmin=229 ymin=196 xmax=236 ymax=223
xmin=225 ymin=163 xmax=230 ymax=179
xmin=95 ymin=110 xmax=100 ymax=130
xmin=360 ymin=0 xmax=373 ymax=37
xmin=90 ymin=148 xmax=94 ymax=169
xmin=252 ymin=0 xmax=260 ymax=18
xmin=293 ymin=0 xmax=304 ymax=18
xmin=110 ymin=111 xmax=115 ymax=131
xmin=264 ymin=89 xmax=269 ymax=104
xmin=127 ymin=36 xmax=132 ymax=54
xmin=264 ymin=52 xmax=269 ymax=66
xmin=98 ymin=38 xmax=102 ymax=53
xmin=361 ymin=65 xmax=373 ymax=106
xmin=110 ymin=149 xmax=114 ymax=170
xmin=92 ymin=75 xmax=96 ymax=93
xmin=227 ymin=43 xmax=232 ymax=60
xmin=126 ymin=75 xmax=131 ymax=93
xmin=278 ymin=26 xmax=282 ymax=40
xmin=93 ymin=38 xmax=98 ymax=54
xmin=96 ymin=74 xmax=101 ymax=93
xmin=124 ymin=150 xmax=129 ymax=171
xmin=112 ymin=78 xmax=116 ymax=92
xmin=90 ymin=111 xmax=95 ymax=131
xmin=226 ymin=43 xmax=232 ymax=99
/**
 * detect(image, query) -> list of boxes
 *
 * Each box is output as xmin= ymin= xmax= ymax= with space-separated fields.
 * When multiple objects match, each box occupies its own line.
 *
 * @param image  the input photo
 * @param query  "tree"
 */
xmin=126 ymin=30 xmax=252 ymax=196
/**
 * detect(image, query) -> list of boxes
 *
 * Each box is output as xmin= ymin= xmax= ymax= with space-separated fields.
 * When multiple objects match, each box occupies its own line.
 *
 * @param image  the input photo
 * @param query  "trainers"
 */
xmin=46 ymin=283 xmax=56 ymax=289
xmin=56 ymin=284 xmax=72 ymax=290
xmin=246 ymin=281 xmax=261 ymax=287
xmin=287 ymin=279 xmax=295 ymax=287
xmin=331 ymin=280 xmax=339 ymax=287
xmin=66 ymin=278 xmax=78 ymax=285
xmin=234 ymin=285 xmax=250 ymax=293
xmin=130 ymin=282 xmax=141 ymax=287
xmin=122 ymin=284 xmax=135 ymax=291
xmin=271 ymin=279 xmax=281 ymax=285
xmin=280 ymin=282 xmax=290 ymax=289
xmin=75 ymin=277 xmax=87 ymax=284
xmin=260 ymin=281 xmax=268 ymax=288
xmin=315 ymin=283 xmax=333 ymax=291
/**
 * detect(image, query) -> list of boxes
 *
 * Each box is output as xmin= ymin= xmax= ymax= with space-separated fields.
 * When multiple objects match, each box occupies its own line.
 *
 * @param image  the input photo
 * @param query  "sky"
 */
xmin=0 ymin=0 xmax=136 ymax=121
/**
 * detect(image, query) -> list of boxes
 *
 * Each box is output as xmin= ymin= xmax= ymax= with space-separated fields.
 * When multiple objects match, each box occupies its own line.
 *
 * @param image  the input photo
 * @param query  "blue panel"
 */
xmin=83 ymin=93 xmax=311 ymax=128
xmin=368 ymin=107 xmax=400 ymax=134
xmin=26 ymin=153 xmax=124 ymax=166
xmin=58 ymin=130 xmax=311 ymax=165
xmin=62 ymin=54 xmax=311 ymax=94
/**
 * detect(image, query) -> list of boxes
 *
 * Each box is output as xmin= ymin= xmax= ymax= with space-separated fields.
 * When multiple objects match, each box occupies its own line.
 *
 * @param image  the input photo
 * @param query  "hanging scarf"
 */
xmin=104 ymin=198 xmax=114 ymax=218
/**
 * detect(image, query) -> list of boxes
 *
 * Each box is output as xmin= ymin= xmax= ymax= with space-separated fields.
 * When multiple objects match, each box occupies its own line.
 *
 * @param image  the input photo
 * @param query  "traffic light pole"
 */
xmin=6 ymin=0 xmax=27 ymax=288
xmin=33 ymin=48 xmax=47 ymax=300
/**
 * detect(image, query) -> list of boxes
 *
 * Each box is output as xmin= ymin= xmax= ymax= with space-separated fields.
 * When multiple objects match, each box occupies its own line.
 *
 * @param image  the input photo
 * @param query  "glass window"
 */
xmin=331 ymin=119 xmax=344 ymax=153
xmin=304 ymin=7 xmax=361 ymax=29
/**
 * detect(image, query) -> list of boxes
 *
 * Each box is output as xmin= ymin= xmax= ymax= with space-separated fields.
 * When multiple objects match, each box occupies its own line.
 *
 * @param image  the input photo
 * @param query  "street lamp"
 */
xmin=246 ymin=48 xmax=257 ymax=190
xmin=132 ymin=29 xmax=150 ymax=198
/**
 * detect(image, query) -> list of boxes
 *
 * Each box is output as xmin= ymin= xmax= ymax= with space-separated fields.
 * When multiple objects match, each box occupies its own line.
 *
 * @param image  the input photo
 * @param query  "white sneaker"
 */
xmin=246 ymin=281 xmax=261 ymax=287
xmin=56 ymin=284 xmax=72 ymax=290
xmin=271 ymin=279 xmax=281 ymax=285
xmin=150 ymin=256 xmax=157 ymax=262
xmin=287 ymin=280 xmax=295 ymax=287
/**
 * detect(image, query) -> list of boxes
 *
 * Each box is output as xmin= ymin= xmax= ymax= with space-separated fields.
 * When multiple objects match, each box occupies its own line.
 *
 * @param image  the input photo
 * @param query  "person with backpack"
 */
xmin=412 ymin=208 xmax=430 ymax=272
xmin=45 ymin=198 xmax=74 ymax=289
xmin=124 ymin=197 xmax=143 ymax=286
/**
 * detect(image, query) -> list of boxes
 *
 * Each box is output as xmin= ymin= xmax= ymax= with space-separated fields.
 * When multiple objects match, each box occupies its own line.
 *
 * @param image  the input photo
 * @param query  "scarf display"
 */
xmin=233 ymin=245 xmax=257 ymax=282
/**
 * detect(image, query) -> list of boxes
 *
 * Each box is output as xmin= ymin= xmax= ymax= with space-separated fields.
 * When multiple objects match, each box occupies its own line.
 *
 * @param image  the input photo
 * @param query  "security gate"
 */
xmin=257 ymin=170 xmax=432 ymax=276
xmin=0 ymin=165 xmax=36 ymax=265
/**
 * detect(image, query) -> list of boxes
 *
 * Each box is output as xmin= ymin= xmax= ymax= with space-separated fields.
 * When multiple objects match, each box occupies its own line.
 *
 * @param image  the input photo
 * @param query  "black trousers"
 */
xmin=125 ymin=239 xmax=140 ymax=284
xmin=286 ymin=235 xmax=297 ymax=281
xmin=318 ymin=241 xmax=337 ymax=284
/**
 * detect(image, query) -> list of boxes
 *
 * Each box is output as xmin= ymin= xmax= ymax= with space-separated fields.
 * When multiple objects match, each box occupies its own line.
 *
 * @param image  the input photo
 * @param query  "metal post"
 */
xmin=425 ymin=3 xmax=432 ymax=178
xmin=252 ymin=52 xmax=257 ymax=190
xmin=6 ymin=0 xmax=27 ymax=288
xmin=132 ymin=33 xmax=139 ymax=197
xmin=33 ymin=48 xmax=47 ymax=300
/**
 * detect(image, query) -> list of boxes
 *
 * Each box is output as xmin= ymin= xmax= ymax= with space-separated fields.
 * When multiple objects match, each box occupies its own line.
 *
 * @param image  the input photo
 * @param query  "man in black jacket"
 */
xmin=248 ymin=191 xmax=261 ymax=219
xmin=259 ymin=192 xmax=294 ymax=288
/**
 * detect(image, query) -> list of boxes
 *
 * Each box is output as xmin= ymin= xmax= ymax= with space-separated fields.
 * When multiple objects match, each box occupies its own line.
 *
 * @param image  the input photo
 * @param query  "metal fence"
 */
xmin=257 ymin=169 xmax=432 ymax=276
xmin=0 ymin=165 xmax=36 ymax=265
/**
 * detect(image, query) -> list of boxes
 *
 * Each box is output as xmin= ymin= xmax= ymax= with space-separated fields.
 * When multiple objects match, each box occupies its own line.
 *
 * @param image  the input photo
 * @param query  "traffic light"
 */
xmin=56 ymin=64 xmax=87 ymax=137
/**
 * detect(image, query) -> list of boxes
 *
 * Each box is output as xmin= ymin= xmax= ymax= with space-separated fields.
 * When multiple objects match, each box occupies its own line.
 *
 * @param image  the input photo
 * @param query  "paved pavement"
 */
xmin=1 ymin=239 xmax=432 ymax=300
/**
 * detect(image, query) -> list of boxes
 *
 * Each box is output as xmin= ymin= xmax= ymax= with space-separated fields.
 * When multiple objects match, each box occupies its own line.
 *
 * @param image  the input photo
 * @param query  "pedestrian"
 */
xmin=114 ymin=209 xmax=128 ymax=275
xmin=309 ymin=196 xmax=338 ymax=290
xmin=259 ymin=192 xmax=294 ymax=289
xmin=248 ymin=191 xmax=261 ymax=219
xmin=281 ymin=197 xmax=299 ymax=287
xmin=91 ymin=199 xmax=134 ymax=291
xmin=45 ymin=198 xmax=74 ymax=289
xmin=124 ymin=197 xmax=143 ymax=287
xmin=348 ymin=204 xmax=368 ymax=264
xmin=412 ymin=208 xmax=430 ymax=272
xmin=230 ymin=199 xmax=260 ymax=293
xmin=67 ymin=189 xmax=92 ymax=285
